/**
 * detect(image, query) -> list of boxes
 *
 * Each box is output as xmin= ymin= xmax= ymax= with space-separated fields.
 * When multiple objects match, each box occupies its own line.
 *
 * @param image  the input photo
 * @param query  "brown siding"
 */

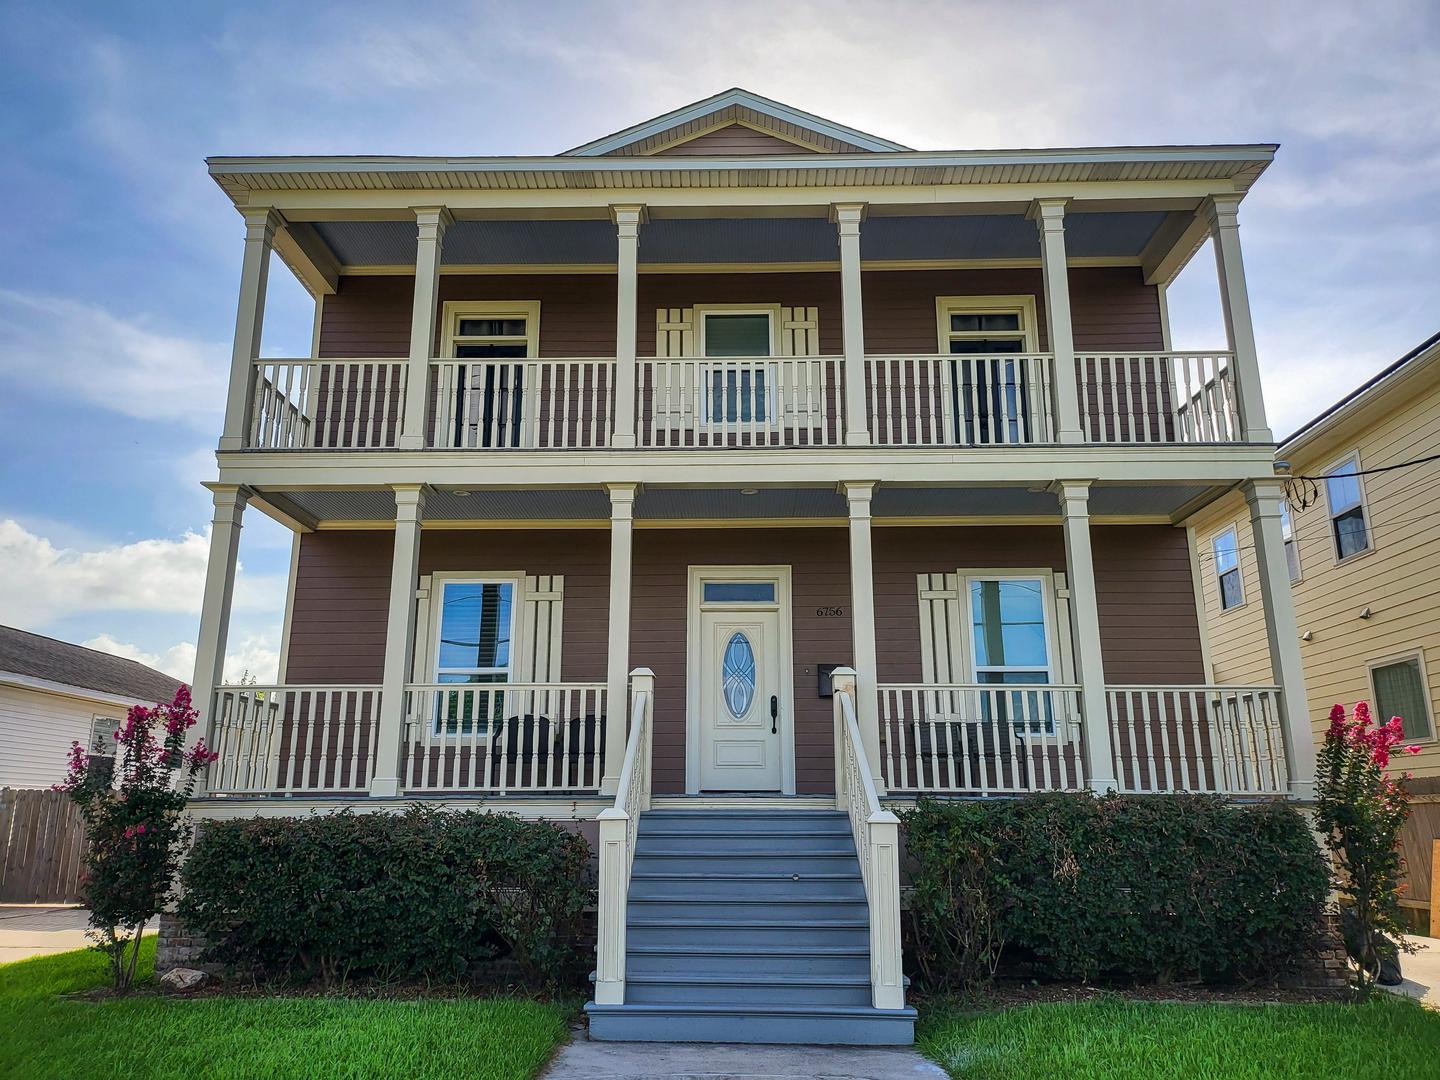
xmin=654 ymin=125 xmax=818 ymax=156
xmin=1092 ymin=525 xmax=1206 ymax=683
xmin=634 ymin=273 xmax=843 ymax=355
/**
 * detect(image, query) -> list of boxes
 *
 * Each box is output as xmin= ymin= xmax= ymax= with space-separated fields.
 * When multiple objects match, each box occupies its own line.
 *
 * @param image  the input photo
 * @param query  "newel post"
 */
xmin=831 ymin=666 xmax=857 ymax=806
xmin=593 ymin=804 xmax=629 ymax=1004
xmin=867 ymin=808 xmax=906 ymax=1010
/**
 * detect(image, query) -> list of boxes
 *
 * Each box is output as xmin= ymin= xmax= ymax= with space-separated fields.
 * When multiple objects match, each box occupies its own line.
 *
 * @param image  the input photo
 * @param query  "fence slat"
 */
xmin=0 ymin=789 xmax=87 ymax=903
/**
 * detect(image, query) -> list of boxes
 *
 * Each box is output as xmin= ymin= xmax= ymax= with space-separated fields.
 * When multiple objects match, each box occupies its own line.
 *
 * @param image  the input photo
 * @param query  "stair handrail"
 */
xmin=593 ymin=667 xmax=654 ymax=1006
xmin=832 ymin=668 xmax=906 ymax=1011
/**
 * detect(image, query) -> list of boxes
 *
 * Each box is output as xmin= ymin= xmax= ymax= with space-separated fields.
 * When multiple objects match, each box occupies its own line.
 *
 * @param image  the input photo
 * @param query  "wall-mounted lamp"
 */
xmin=1300 ymin=630 xmax=1313 ymax=642
xmin=1359 ymin=606 xmax=1373 ymax=620
xmin=1273 ymin=459 xmax=1292 ymax=476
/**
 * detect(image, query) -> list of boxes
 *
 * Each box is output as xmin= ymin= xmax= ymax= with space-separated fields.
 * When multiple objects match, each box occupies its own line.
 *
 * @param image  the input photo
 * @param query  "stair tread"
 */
xmin=635 ymin=848 xmax=857 ymax=856
xmin=627 ymin=972 xmax=869 ymax=986
xmin=631 ymin=895 xmax=864 ymax=904
xmin=586 ymin=1002 xmax=916 ymax=1018
xmin=630 ymin=916 xmax=869 ymax=927
xmin=628 ymin=943 xmax=869 ymax=955
xmin=632 ymin=871 xmax=862 ymax=880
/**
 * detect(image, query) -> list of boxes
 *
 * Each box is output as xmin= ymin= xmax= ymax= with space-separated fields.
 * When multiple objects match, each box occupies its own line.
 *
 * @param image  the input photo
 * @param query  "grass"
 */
xmin=0 ymin=938 xmax=572 ymax=1080
xmin=918 ymin=993 xmax=1440 ymax=1080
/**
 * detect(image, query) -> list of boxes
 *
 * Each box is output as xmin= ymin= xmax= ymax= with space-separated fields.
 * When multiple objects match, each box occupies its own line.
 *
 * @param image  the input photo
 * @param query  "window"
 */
xmin=702 ymin=581 xmax=776 ymax=603
xmin=440 ymin=302 xmax=539 ymax=448
xmin=967 ymin=576 xmax=1054 ymax=732
xmin=937 ymin=296 xmax=1039 ymax=444
xmin=1371 ymin=655 xmax=1434 ymax=742
xmin=88 ymin=717 xmax=119 ymax=784
xmin=699 ymin=308 xmax=775 ymax=424
xmin=1280 ymin=502 xmax=1301 ymax=583
xmin=432 ymin=578 xmax=518 ymax=735
xmin=1213 ymin=527 xmax=1244 ymax=610
xmin=1325 ymin=456 xmax=1370 ymax=561
xmin=721 ymin=632 xmax=758 ymax=718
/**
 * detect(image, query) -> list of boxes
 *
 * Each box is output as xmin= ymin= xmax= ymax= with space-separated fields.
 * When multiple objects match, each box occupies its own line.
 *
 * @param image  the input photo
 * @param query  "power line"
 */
xmin=1283 ymin=452 xmax=1440 ymax=512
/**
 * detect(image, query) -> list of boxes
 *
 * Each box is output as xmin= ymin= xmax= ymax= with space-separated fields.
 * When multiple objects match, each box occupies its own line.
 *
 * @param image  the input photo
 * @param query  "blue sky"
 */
xmin=1 ymin=0 xmax=1436 ymax=683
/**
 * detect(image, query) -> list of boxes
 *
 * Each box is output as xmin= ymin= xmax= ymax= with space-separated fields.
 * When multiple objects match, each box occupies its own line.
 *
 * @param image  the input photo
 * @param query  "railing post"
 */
xmin=842 ymin=482 xmax=884 ymax=789
xmin=398 ymin=207 xmax=451 ymax=450
xmin=189 ymin=484 xmax=250 ymax=792
xmin=833 ymin=203 xmax=871 ymax=446
xmin=1055 ymin=480 xmax=1119 ymax=791
xmin=219 ymin=209 xmax=281 ymax=450
xmin=1243 ymin=479 xmax=1316 ymax=798
xmin=593 ymin=804 xmax=630 ymax=1004
xmin=370 ymin=484 xmax=427 ymax=796
xmin=1203 ymin=196 xmax=1273 ymax=443
xmin=831 ymin=667 xmax=857 ymax=806
xmin=610 ymin=205 xmax=644 ymax=449
xmin=601 ymin=484 xmax=637 ymax=796
xmin=629 ymin=667 xmax=655 ymax=813
xmin=1031 ymin=198 xmax=1084 ymax=444
xmin=867 ymin=809 xmax=905 ymax=1009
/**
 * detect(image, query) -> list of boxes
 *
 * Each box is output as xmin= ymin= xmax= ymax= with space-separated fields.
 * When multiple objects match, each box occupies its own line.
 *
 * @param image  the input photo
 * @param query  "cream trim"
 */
xmin=935 ymin=294 xmax=1041 ymax=353
xmin=440 ymin=299 xmax=541 ymax=357
xmin=276 ymin=531 xmax=302 ymax=683
xmin=188 ymin=795 xmax=611 ymax=820
xmin=0 ymin=672 xmax=158 ymax=711
xmin=1366 ymin=648 xmax=1436 ymax=745
xmin=1185 ymin=524 xmax=1215 ymax=682
xmin=693 ymin=303 xmax=782 ymax=356
xmin=338 ymin=256 xmax=1141 ymax=277
xmin=304 ymin=514 xmax=1176 ymax=532
xmin=425 ymin=572 xmax=526 ymax=717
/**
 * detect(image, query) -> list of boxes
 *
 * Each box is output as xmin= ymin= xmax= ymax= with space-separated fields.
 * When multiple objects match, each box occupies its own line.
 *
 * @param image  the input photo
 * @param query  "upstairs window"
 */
xmin=1325 ymin=456 xmax=1370 ymax=561
xmin=937 ymin=297 xmax=1039 ymax=445
xmin=1213 ymin=527 xmax=1244 ymax=610
xmin=699 ymin=308 xmax=775 ymax=424
xmin=440 ymin=302 xmax=539 ymax=448
xmin=1280 ymin=502 xmax=1301 ymax=583
xmin=1370 ymin=654 xmax=1434 ymax=742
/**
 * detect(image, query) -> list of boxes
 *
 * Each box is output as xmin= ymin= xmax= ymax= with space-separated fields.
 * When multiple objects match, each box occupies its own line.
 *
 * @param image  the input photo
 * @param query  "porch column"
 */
xmin=219 ymin=209 xmax=281 ymax=450
xmin=1031 ymin=198 xmax=1084 ymax=443
xmin=610 ymin=205 xmax=644 ymax=449
xmin=1055 ymin=481 xmax=1119 ymax=791
xmin=1243 ymin=478 xmax=1317 ymax=798
xmin=833 ymin=203 xmax=872 ymax=446
xmin=601 ymin=483 xmax=638 ymax=795
xmin=842 ymin=481 xmax=883 ymax=788
xmin=188 ymin=484 xmax=249 ymax=792
xmin=1203 ymin=195 xmax=1273 ymax=443
xmin=398 ymin=207 xmax=452 ymax=450
xmin=371 ymin=484 xmax=427 ymax=796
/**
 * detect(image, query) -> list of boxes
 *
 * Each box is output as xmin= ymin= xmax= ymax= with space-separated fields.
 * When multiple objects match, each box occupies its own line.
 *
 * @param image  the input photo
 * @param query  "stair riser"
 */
xmin=627 ymin=952 xmax=871 ymax=977
xmin=586 ymin=1008 xmax=915 ymax=1046
xmin=629 ymin=879 xmax=866 ymax=901
xmin=638 ymin=835 xmax=856 ymax=854
xmin=640 ymin=822 xmax=853 ymax=838
xmin=628 ymin=924 xmax=870 ymax=949
xmin=640 ymin=811 xmax=846 ymax=824
xmin=625 ymin=981 xmax=873 ymax=1007
xmin=630 ymin=900 xmax=869 ymax=922
xmin=632 ymin=854 xmax=860 ymax=874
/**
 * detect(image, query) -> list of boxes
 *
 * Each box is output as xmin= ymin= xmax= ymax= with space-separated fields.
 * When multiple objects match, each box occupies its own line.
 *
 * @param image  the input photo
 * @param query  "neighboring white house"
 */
xmin=0 ymin=626 xmax=187 ymax=790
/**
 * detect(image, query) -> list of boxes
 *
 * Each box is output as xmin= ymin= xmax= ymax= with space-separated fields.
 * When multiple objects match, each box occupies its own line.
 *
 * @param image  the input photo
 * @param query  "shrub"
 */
xmin=1315 ymin=701 xmax=1421 ymax=990
xmin=178 ymin=807 xmax=593 ymax=987
xmin=902 ymin=793 xmax=1328 ymax=990
xmin=55 ymin=687 xmax=216 ymax=990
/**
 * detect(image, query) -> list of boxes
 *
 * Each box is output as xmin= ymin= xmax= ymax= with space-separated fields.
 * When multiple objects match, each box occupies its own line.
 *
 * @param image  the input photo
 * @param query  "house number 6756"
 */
xmin=815 ymin=606 xmax=844 ymax=617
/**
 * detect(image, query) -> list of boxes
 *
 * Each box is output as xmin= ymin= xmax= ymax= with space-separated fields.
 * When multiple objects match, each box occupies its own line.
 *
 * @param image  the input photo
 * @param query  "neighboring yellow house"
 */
xmin=1187 ymin=330 xmax=1440 ymax=928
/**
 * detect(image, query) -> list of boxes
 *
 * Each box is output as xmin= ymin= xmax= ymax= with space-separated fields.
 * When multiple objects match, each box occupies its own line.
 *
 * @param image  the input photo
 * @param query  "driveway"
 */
xmin=0 ymin=905 xmax=93 ymax=963
xmin=542 ymin=1037 xmax=946 ymax=1079
xmin=1392 ymin=935 xmax=1440 ymax=1009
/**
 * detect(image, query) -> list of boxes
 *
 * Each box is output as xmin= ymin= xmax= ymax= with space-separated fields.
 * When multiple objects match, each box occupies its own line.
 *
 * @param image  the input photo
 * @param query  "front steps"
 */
xmin=585 ymin=808 xmax=916 ymax=1045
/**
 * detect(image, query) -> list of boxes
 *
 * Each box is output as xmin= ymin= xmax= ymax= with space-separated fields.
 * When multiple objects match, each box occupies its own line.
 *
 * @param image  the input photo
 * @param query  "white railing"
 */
xmin=427 ymin=358 xmax=615 ymax=449
xmin=593 ymin=669 xmax=655 ymax=1006
xmin=399 ymin=683 xmax=606 ymax=793
xmin=249 ymin=359 xmax=406 ymax=449
xmin=1077 ymin=352 xmax=1241 ymax=444
xmin=636 ymin=356 xmax=844 ymax=447
xmin=833 ymin=671 xmax=905 ymax=1011
xmin=209 ymin=685 xmax=382 ymax=794
xmin=865 ymin=354 xmax=1056 ymax=447
xmin=1106 ymin=685 xmax=1286 ymax=794
xmin=878 ymin=684 xmax=1086 ymax=794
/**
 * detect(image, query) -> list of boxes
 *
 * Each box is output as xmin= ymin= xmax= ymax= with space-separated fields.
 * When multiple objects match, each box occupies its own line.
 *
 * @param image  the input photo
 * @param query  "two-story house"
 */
xmin=188 ymin=89 xmax=1315 ymax=1044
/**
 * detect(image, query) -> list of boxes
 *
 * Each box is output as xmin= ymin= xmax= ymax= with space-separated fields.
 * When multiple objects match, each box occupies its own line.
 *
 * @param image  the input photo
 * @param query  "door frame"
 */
xmin=685 ymin=564 xmax=796 ymax=795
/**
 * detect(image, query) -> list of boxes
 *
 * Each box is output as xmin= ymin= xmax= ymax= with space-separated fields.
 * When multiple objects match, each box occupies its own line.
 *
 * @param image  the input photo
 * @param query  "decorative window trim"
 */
xmin=934 ymin=295 xmax=1040 ymax=353
xmin=1211 ymin=525 xmax=1246 ymax=613
xmin=1367 ymin=649 xmax=1436 ymax=745
xmin=694 ymin=305 xmax=781 ymax=426
xmin=694 ymin=304 xmax=781 ymax=357
xmin=1321 ymin=450 xmax=1374 ymax=565
xmin=955 ymin=569 xmax=1059 ymax=682
xmin=427 ymin=572 xmax=525 ymax=737
xmin=440 ymin=300 xmax=541 ymax=358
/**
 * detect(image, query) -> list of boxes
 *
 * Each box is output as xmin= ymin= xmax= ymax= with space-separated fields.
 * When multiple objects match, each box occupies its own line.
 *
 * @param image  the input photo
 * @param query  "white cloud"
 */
xmin=82 ymin=631 xmax=280 ymax=685
xmin=0 ymin=291 xmax=226 ymax=429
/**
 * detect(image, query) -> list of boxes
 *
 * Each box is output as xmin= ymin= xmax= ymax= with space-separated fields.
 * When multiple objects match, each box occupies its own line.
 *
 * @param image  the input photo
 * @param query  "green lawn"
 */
xmin=0 ymin=939 xmax=571 ymax=1080
xmin=918 ymin=994 xmax=1440 ymax=1080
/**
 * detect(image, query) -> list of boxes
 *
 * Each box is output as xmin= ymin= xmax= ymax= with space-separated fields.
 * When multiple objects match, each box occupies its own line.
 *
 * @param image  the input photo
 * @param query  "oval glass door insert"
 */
xmin=721 ymin=632 xmax=757 ymax=718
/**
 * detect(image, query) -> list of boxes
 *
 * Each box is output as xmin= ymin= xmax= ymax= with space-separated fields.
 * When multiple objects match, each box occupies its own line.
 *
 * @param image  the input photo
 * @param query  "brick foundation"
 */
xmin=1280 ymin=913 xmax=1350 ymax=990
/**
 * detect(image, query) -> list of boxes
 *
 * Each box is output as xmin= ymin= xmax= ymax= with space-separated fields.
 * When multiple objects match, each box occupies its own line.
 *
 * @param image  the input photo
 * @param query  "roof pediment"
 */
xmin=563 ymin=88 xmax=911 ymax=157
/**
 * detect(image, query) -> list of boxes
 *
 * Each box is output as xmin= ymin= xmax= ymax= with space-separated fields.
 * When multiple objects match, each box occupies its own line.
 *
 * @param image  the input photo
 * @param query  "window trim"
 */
xmin=440 ymin=300 xmax=541 ymax=358
xmin=1321 ymin=450 xmax=1373 ymax=565
xmin=694 ymin=304 xmax=781 ymax=357
xmin=956 ymin=569 xmax=1059 ymax=683
xmin=1280 ymin=501 xmax=1302 ymax=585
xmin=694 ymin=304 xmax=781 ymax=427
xmin=1211 ymin=524 xmax=1246 ymax=613
xmin=1367 ymin=649 xmax=1436 ymax=746
xmin=427 ymin=572 xmax=525 ymax=737
xmin=934 ymin=295 xmax=1040 ymax=354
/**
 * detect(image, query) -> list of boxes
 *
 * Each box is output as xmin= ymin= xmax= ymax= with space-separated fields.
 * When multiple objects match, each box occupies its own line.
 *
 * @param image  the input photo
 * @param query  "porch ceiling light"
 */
xmin=453 ymin=490 xmax=471 ymax=496
xmin=740 ymin=488 xmax=759 ymax=495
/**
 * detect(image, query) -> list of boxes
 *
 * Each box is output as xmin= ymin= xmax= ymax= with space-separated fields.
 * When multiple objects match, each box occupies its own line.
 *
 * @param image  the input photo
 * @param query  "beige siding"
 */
xmin=0 ymin=685 xmax=125 ymax=790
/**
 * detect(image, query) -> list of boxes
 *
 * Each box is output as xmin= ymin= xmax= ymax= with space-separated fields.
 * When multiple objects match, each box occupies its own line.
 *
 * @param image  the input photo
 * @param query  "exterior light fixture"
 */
xmin=740 ymin=488 xmax=759 ymax=496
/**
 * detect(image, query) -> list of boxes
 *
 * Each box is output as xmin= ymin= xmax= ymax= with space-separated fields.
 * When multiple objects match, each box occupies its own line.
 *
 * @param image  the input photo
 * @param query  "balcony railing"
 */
xmin=242 ymin=351 xmax=1248 ymax=451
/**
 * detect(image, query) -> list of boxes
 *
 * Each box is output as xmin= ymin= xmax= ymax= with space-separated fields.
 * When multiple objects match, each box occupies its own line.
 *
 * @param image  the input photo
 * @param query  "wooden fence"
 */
xmin=0 ymin=788 xmax=87 ymax=904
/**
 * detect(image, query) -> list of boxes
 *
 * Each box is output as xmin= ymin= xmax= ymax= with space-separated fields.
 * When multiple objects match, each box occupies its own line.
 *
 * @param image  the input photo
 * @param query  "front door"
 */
xmin=694 ymin=575 xmax=787 ymax=792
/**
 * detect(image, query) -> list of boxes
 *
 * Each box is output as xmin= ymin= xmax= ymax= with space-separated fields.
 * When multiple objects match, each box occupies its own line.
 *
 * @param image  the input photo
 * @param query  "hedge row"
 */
xmin=902 ymin=793 xmax=1328 ymax=988
xmin=177 ymin=807 xmax=592 ymax=986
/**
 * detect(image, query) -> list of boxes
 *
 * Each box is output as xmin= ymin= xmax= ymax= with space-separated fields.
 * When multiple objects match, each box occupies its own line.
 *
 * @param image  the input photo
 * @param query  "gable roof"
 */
xmin=562 ymin=88 xmax=911 ymax=156
xmin=0 ymin=625 xmax=187 ymax=705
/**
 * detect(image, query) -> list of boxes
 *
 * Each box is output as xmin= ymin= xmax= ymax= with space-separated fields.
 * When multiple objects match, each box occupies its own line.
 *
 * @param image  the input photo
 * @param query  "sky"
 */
xmin=0 ymin=0 xmax=1436 ymax=685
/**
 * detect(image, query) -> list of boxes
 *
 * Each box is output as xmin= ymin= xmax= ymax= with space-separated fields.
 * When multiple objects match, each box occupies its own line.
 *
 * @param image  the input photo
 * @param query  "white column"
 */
xmin=1204 ymin=196 xmax=1273 ymax=443
xmin=398 ymin=207 xmax=452 ymax=450
xmin=610 ymin=205 xmax=644 ymax=449
xmin=370 ymin=484 xmax=427 ymax=796
xmin=833 ymin=203 xmax=872 ymax=446
xmin=842 ymin=481 xmax=883 ymax=787
xmin=1055 ymin=481 xmax=1119 ymax=791
xmin=601 ymin=483 xmax=638 ymax=795
xmin=1244 ymin=479 xmax=1317 ymax=798
xmin=1032 ymin=198 xmax=1083 ymax=443
xmin=189 ymin=485 xmax=249 ymax=776
xmin=219 ymin=209 xmax=281 ymax=450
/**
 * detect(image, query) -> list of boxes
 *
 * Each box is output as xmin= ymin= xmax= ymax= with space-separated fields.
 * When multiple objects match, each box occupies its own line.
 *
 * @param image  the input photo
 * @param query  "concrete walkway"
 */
xmin=0 ymin=905 xmax=92 ymax=964
xmin=541 ymin=1036 xmax=946 ymax=1080
xmin=1389 ymin=935 xmax=1439 ymax=1009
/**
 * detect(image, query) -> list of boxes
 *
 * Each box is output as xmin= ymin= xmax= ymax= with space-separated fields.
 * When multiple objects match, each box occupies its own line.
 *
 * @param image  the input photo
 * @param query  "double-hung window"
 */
xmin=1325 ymin=456 xmax=1370 ymax=561
xmin=967 ymin=576 xmax=1054 ymax=732
xmin=699 ymin=308 xmax=775 ymax=425
xmin=939 ymin=297 xmax=1037 ymax=444
xmin=1280 ymin=502 xmax=1301 ymax=583
xmin=1370 ymin=654 xmax=1434 ymax=742
xmin=432 ymin=577 xmax=517 ymax=735
xmin=441 ymin=302 xmax=538 ymax=448
xmin=1213 ymin=527 xmax=1243 ymax=610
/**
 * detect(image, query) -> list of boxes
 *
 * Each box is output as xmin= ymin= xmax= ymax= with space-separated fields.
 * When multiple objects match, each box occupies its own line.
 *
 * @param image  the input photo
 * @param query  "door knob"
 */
xmin=770 ymin=695 xmax=779 ymax=734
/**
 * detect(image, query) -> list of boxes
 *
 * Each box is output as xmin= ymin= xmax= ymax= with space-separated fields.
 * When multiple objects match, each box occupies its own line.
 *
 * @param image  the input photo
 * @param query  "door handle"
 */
xmin=770 ymin=695 xmax=779 ymax=735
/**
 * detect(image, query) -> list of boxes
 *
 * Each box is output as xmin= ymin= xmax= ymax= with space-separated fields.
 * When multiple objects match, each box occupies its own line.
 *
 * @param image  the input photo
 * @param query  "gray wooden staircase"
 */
xmin=584 ymin=808 xmax=916 ymax=1044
